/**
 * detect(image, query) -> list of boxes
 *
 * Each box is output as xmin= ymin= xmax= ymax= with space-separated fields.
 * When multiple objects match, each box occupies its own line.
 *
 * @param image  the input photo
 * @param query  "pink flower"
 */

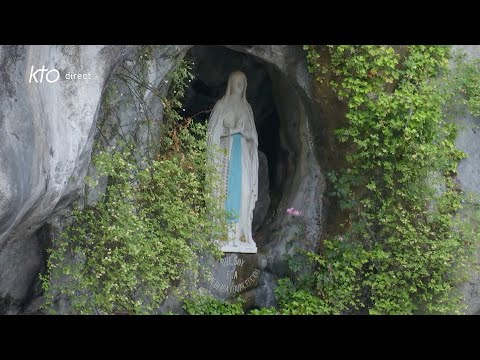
xmin=286 ymin=207 xmax=303 ymax=216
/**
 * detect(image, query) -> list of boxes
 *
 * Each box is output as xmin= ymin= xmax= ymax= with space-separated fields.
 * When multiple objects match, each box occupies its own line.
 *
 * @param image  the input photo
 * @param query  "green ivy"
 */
xmin=299 ymin=45 xmax=480 ymax=314
xmin=41 ymin=59 xmax=228 ymax=315
xmin=183 ymin=294 xmax=245 ymax=315
xmin=440 ymin=50 xmax=480 ymax=117
xmin=249 ymin=307 xmax=278 ymax=315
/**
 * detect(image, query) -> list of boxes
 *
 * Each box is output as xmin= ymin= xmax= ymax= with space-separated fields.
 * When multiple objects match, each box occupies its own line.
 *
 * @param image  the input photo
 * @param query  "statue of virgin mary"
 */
xmin=207 ymin=71 xmax=258 ymax=253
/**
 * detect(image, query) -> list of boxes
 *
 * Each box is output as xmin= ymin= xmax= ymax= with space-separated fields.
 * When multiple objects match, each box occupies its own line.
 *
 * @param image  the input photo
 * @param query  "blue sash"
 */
xmin=225 ymin=133 xmax=242 ymax=222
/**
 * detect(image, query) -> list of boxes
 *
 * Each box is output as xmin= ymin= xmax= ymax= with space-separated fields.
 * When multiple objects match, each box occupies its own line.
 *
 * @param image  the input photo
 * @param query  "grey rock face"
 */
xmin=261 ymin=60 xmax=324 ymax=277
xmin=252 ymin=270 xmax=278 ymax=308
xmin=1 ymin=45 xmax=123 ymax=312
xmin=454 ymin=46 xmax=480 ymax=197
xmin=252 ymin=150 xmax=270 ymax=233
xmin=452 ymin=45 xmax=480 ymax=315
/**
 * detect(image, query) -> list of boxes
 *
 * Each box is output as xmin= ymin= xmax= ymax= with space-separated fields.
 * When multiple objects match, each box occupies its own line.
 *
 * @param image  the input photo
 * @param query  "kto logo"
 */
xmin=29 ymin=65 xmax=60 ymax=83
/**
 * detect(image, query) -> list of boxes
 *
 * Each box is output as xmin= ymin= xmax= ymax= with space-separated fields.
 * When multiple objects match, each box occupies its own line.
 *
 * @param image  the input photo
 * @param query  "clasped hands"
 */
xmin=221 ymin=127 xmax=252 ymax=141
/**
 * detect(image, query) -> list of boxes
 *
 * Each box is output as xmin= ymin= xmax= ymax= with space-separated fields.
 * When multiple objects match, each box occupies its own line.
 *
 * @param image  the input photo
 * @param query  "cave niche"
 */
xmin=182 ymin=45 xmax=288 ymax=241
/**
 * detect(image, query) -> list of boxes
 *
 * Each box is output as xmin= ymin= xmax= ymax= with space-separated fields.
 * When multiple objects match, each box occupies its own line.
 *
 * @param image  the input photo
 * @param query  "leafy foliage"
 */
xmin=41 ymin=58 xmax=228 ymax=314
xmin=297 ymin=45 xmax=480 ymax=314
xmin=183 ymin=293 xmax=244 ymax=315
xmin=249 ymin=307 xmax=279 ymax=315
xmin=443 ymin=50 xmax=480 ymax=117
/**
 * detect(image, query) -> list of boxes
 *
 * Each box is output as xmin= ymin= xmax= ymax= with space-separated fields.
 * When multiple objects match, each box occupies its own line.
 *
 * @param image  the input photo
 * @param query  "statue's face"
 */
xmin=230 ymin=74 xmax=245 ymax=96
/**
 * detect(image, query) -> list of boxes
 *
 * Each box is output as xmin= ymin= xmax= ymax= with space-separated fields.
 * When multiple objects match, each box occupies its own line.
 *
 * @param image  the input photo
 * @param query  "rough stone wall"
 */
xmin=452 ymin=45 xmax=480 ymax=315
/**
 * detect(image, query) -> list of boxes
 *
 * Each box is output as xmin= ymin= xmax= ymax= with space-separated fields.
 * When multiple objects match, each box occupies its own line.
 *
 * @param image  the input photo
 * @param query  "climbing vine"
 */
xmin=41 ymin=55 xmax=229 ymax=315
xmin=290 ymin=45 xmax=480 ymax=315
